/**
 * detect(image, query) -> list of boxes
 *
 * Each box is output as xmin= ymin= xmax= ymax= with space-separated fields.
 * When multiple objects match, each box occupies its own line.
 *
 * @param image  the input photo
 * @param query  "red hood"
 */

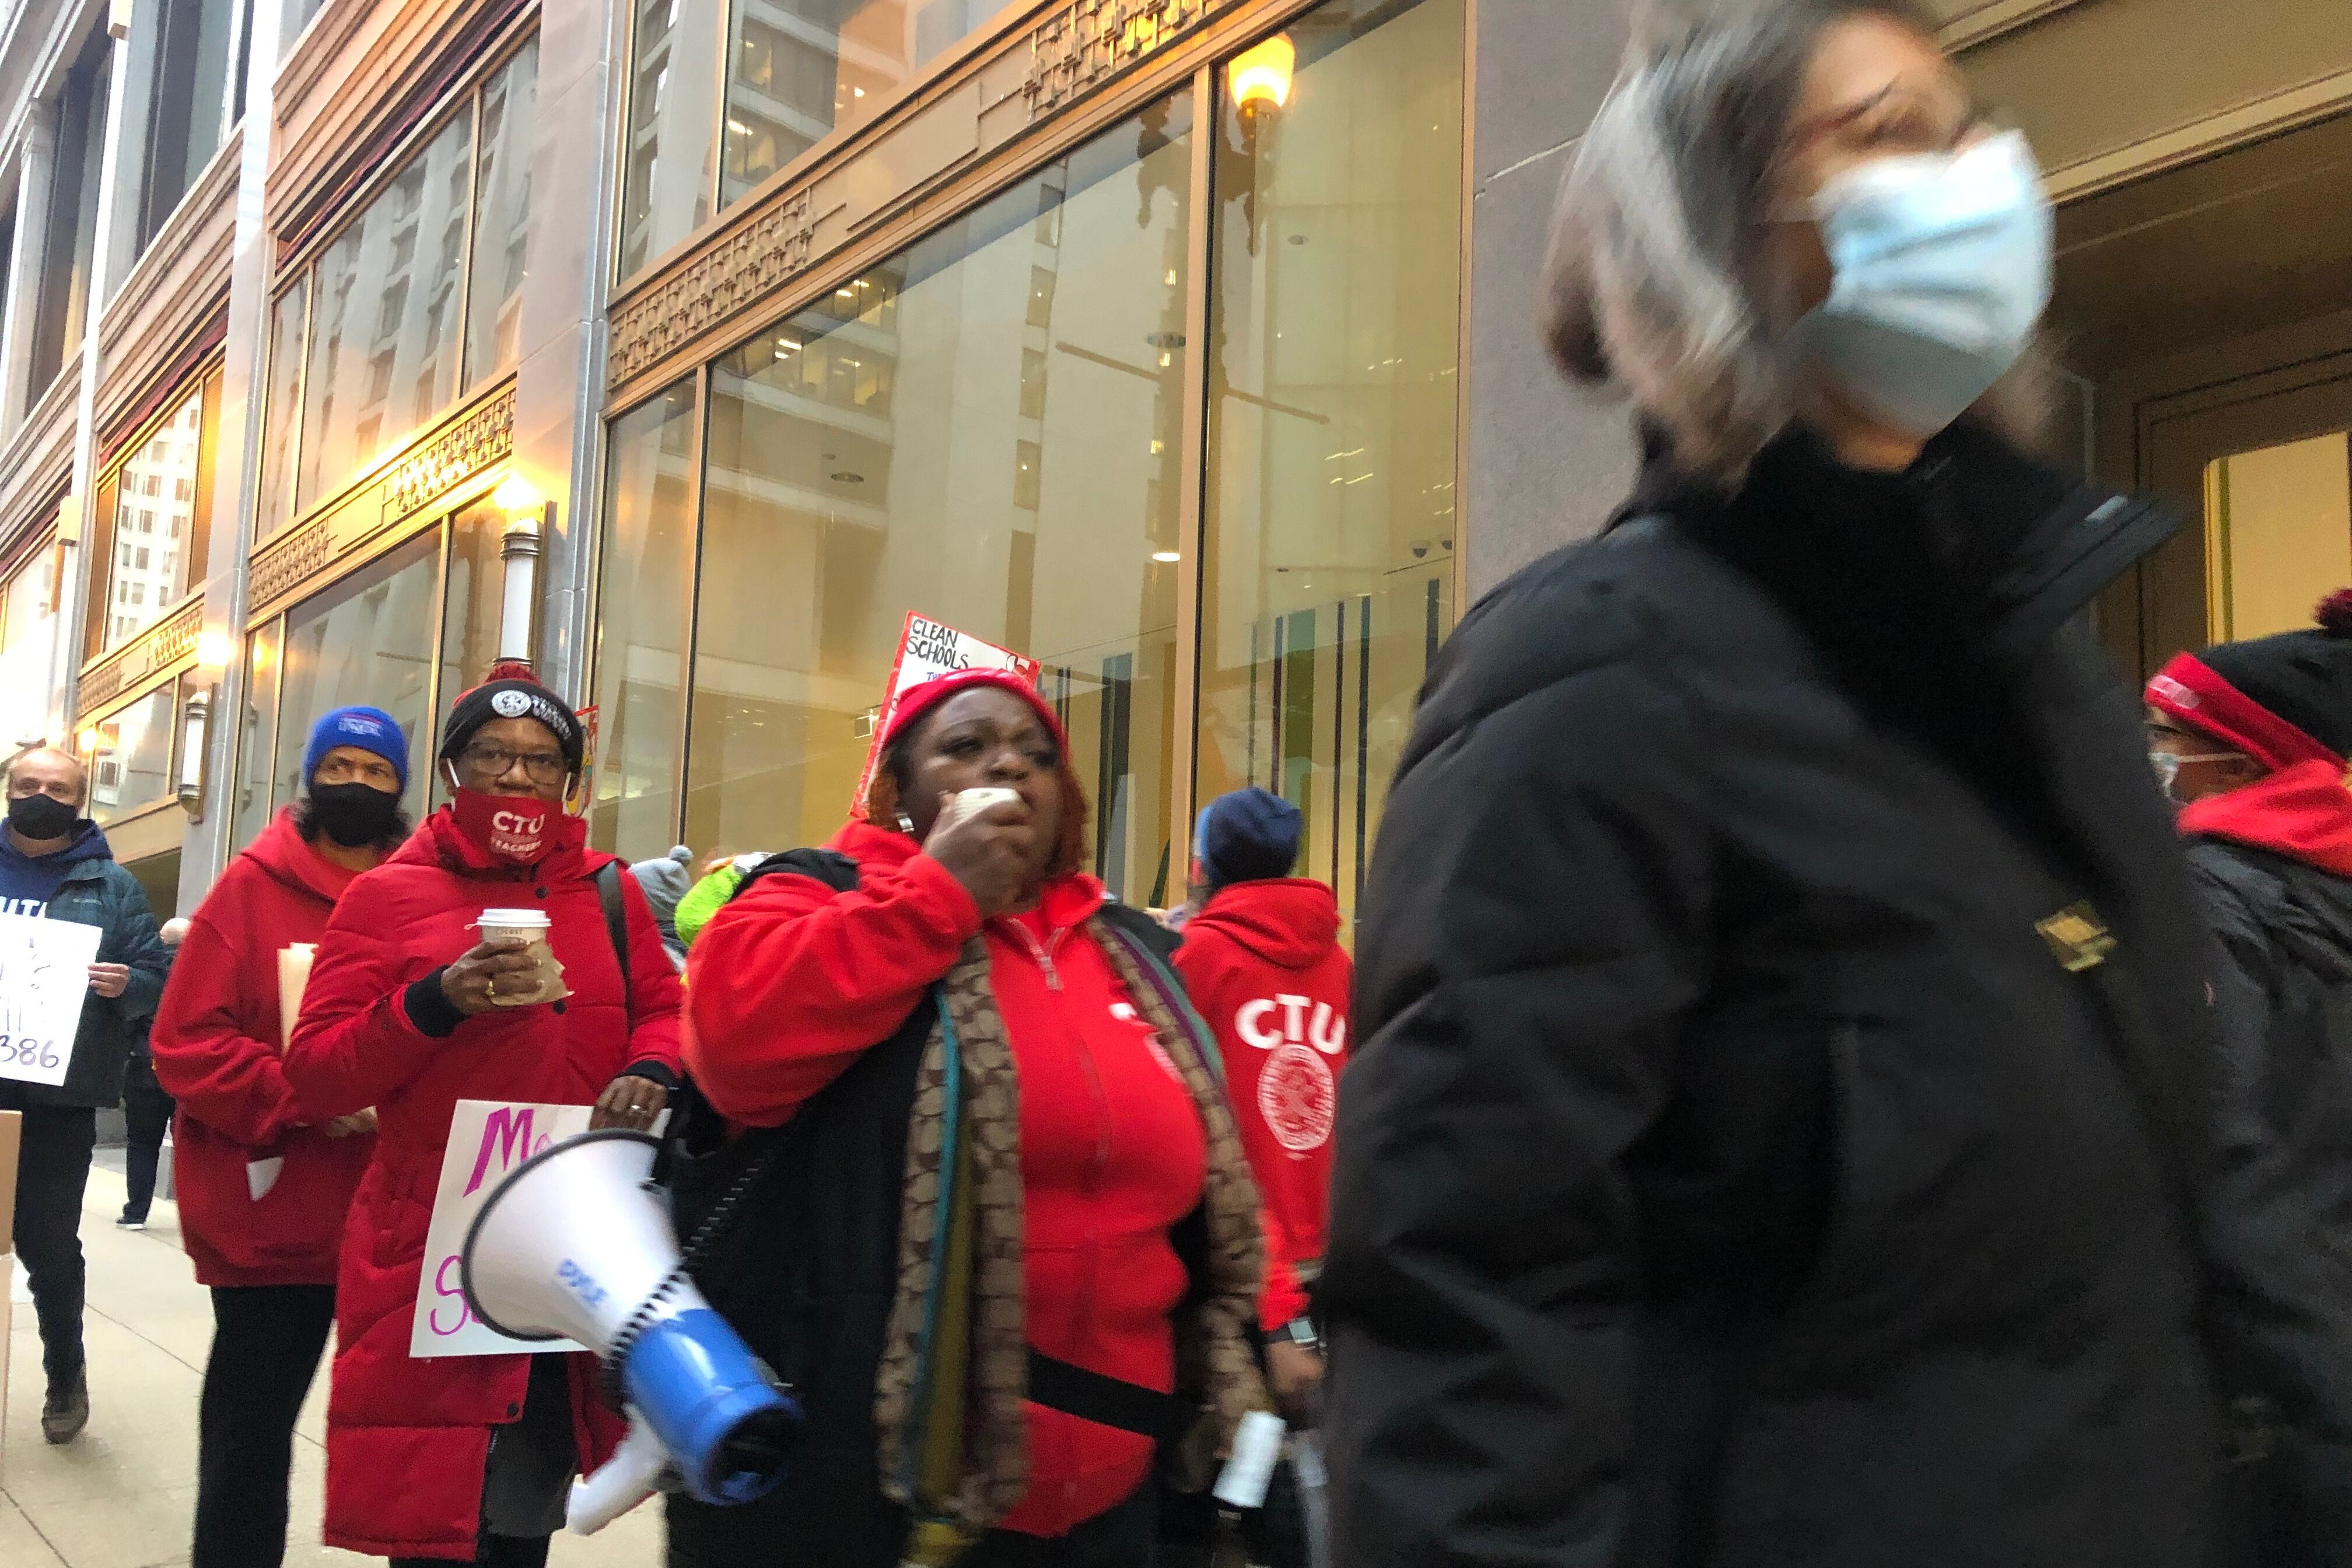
xmin=2181 ymin=759 xmax=2352 ymax=877
xmin=405 ymin=804 xmax=608 ymax=881
xmin=246 ymin=806 xmax=376 ymax=905
xmin=827 ymin=817 xmax=1107 ymax=930
xmin=1188 ymin=879 xmax=1343 ymax=970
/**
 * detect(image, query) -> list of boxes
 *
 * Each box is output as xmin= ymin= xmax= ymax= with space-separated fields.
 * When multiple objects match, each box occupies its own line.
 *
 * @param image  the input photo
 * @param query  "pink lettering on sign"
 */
xmin=463 ymin=1105 xmax=553 ymax=1196
xmin=429 ymin=1253 xmax=472 ymax=1337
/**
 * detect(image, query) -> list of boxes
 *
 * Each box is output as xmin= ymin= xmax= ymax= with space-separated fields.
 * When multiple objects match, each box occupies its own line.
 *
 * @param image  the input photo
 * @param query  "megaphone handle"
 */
xmin=567 ymin=1416 xmax=669 ymax=1535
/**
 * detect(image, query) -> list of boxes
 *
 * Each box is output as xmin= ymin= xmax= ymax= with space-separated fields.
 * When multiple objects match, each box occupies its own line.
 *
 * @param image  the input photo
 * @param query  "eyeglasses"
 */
xmin=457 ymin=744 xmax=569 ymax=783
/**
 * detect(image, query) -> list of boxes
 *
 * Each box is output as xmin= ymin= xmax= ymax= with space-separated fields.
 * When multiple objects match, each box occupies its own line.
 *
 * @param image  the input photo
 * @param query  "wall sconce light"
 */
xmin=495 ymin=474 xmax=552 ymax=671
xmin=195 ymin=628 xmax=234 ymax=673
xmin=178 ymin=688 xmax=212 ymax=819
xmin=1228 ymin=34 xmax=1296 ymax=116
xmin=75 ymin=725 xmax=100 ymax=757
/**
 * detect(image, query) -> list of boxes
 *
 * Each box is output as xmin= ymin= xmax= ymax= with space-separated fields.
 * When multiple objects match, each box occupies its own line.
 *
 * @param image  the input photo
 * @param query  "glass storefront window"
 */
xmin=617 ymin=0 xmax=722 ymax=278
xmin=435 ymin=500 xmax=508 ymax=805
xmin=590 ymin=382 xmax=696 ymax=857
xmin=677 ymin=95 xmax=1195 ymax=902
xmin=274 ymin=532 xmax=442 ymax=819
xmin=255 ymin=281 xmax=307 ymax=538
xmin=261 ymin=43 xmax=536 ymax=533
xmin=296 ymin=111 xmax=474 ymax=513
xmin=0 ymin=543 xmax=57 ymax=746
xmin=466 ymin=38 xmax=540 ymax=388
xmin=88 ymin=685 xmax=176 ymax=825
xmin=1198 ymin=0 xmax=1465 ymax=932
xmin=231 ymin=617 xmax=282 ymax=848
xmin=86 ymin=368 xmax=223 ymax=659
xmin=622 ymin=0 xmax=1007 ymax=278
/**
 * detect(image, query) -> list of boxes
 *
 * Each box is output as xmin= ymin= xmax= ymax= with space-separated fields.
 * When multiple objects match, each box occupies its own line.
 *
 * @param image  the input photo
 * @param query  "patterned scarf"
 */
xmin=873 ymin=918 xmax=1269 ymax=1561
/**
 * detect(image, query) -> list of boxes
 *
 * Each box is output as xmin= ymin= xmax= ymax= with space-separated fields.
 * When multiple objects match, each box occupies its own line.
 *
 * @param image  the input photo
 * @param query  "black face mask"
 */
xmin=6 ymin=792 xmax=78 ymax=841
xmin=308 ymin=782 xmax=405 ymax=848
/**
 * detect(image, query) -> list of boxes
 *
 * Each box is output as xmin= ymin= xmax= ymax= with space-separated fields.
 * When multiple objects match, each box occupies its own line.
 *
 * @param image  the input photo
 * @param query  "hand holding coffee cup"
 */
xmin=925 ymin=786 xmax=1034 ymax=918
xmin=441 ymin=910 xmax=567 ymax=1014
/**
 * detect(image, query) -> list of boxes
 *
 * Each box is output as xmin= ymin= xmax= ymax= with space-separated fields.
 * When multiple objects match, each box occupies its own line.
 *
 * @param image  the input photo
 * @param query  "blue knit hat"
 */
xmin=303 ymin=706 xmax=410 ymax=791
xmin=1195 ymin=788 xmax=1303 ymax=887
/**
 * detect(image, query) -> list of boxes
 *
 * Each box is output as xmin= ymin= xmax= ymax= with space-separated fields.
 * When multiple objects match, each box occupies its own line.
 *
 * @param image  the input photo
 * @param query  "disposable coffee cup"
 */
xmin=936 ymin=786 xmax=1021 ymax=834
xmin=473 ymin=908 xmax=565 ymax=1007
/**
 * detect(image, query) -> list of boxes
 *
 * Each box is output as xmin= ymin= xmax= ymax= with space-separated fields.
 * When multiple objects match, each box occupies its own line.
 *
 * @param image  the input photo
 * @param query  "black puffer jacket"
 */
xmin=1323 ymin=426 xmax=2252 ymax=1568
xmin=2192 ymin=839 xmax=2352 ymax=1567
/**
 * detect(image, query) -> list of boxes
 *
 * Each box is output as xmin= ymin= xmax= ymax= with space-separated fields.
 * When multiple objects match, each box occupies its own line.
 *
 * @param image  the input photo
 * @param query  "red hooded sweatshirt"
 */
xmin=149 ymin=807 xmax=378 ymax=1287
xmin=688 ymin=819 xmax=1209 ymax=1538
xmin=1170 ymin=878 xmax=1352 ymax=1330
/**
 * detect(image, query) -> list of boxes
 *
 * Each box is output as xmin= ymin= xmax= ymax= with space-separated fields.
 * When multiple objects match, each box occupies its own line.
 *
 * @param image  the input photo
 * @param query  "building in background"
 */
xmin=0 ymin=0 xmax=2340 ymax=923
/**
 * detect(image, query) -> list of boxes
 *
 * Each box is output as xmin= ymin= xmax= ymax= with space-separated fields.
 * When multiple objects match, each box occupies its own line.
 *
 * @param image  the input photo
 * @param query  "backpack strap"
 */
xmin=596 ymin=862 xmax=631 ymax=1013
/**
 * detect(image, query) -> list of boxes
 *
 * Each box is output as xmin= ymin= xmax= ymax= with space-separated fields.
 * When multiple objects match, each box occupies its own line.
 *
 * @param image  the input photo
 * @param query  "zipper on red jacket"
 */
xmin=998 ymin=916 xmax=1069 ymax=991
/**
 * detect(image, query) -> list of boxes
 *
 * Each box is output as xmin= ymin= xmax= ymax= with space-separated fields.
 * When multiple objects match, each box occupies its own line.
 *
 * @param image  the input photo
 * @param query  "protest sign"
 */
xmin=0 ymin=912 xmax=102 ymax=1087
xmin=851 ymin=612 xmax=1040 ymax=814
xmin=409 ymin=1099 xmax=593 ymax=1357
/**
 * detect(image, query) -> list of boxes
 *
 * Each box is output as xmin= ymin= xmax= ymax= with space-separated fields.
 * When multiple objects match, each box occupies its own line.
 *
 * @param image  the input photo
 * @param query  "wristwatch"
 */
xmin=1280 ymin=1316 xmax=1320 ymax=1349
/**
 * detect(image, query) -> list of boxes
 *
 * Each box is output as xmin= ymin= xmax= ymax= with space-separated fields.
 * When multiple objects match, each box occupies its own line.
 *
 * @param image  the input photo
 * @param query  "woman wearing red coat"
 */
xmin=152 ymin=705 xmax=411 ymax=1568
xmin=678 ymin=667 xmax=1268 ymax=1568
xmin=285 ymin=666 xmax=684 ymax=1566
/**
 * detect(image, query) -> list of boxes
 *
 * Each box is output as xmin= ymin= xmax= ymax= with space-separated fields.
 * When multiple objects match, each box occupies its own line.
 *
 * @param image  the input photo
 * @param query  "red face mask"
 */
xmin=449 ymin=783 xmax=554 ymax=863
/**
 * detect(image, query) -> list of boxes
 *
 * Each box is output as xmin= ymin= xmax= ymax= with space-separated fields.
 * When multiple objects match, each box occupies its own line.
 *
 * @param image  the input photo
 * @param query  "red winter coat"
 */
xmin=149 ymin=808 xmax=379 ymax=1286
xmin=1171 ymin=879 xmax=1352 ymax=1329
xmin=284 ymin=808 xmax=685 ymax=1560
xmin=688 ymin=820 xmax=1209 ymax=1537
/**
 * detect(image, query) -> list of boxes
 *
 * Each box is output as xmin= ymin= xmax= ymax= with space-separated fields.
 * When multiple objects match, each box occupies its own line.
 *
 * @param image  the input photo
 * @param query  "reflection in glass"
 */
xmin=591 ymin=383 xmax=697 ymax=858
xmin=1199 ymin=0 xmax=1465 ymax=937
xmin=467 ymin=40 xmax=539 ymax=387
xmin=618 ymin=0 xmax=722 ymax=277
xmin=256 ymin=281 xmax=308 ymax=537
xmin=2205 ymin=432 xmax=2352 ymax=643
xmin=88 ymin=686 xmax=177 ymax=825
xmin=102 ymin=386 xmax=208 ymax=650
xmin=687 ymin=95 xmax=1195 ymax=903
xmin=134 ymin=0 xmax=243 ymax=251
xmin=297 ymin=112 xmax=474 ymax=513
xmin=0 ymin=547 xmax=57 ymax=747
xmin=718 ymin=0 xmax=992 ymax=208
xmin=276 ymin=533 xmax=439 ymax=819
xmin=232 ymin=618 xmax=282 ymax=850
xmin=436 ymin=501 xmax=507 ymax=808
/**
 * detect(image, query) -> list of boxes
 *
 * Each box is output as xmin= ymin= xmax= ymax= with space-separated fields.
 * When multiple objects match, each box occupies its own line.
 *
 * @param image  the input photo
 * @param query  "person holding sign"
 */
xmin=285 ymin=666 xmax=684 ymax=1566
xmin=0 ymin=743 xmax=170 ymax=1446
xmin=150 ymin=706 xmax=411 ymax=1568
xmin=676 ymin=667 xmax=1269 ymax=1568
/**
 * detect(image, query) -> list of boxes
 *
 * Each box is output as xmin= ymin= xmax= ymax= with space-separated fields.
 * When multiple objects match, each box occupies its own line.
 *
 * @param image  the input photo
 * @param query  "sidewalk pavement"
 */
xmin=2 ymin=1160 xmax=663 ymax=1566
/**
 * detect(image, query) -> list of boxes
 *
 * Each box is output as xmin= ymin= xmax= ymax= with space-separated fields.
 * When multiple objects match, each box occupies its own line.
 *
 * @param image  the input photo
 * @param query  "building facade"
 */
xmin=0 ymin=0 xmax=2344 ymax=923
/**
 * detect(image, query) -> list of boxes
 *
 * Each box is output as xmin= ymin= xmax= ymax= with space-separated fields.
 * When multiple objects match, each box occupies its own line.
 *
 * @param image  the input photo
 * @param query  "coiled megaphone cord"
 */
xmin=599 ymin=1152 xmax=786 ymax=1409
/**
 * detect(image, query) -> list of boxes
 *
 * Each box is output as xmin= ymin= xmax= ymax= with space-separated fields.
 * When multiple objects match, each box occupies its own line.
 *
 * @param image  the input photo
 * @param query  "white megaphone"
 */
xmin=459 ymin=1130 xmax=801 ymax=1534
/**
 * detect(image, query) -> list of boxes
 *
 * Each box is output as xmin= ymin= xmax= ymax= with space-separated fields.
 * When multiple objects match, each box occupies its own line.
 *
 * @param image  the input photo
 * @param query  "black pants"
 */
xmin=192 ymin=1284 xmax=337 ymax=1568
xmin=388 ymin=1534 xmax=550 ymax=1567
xmin=3 ymin=1099 xmax=97 ymax=1385
xmin=122 ymin=1052 xmax=175 ymax=1219
xmin=960 ymin=1486 xmax=1157 ymax=1568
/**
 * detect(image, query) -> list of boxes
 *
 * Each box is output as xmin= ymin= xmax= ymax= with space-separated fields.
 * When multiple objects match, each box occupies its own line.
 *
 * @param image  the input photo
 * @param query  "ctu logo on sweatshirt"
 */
xmin=1234 ymin=994 xmax=1346 ymax=1057
xmin=1234 ymin=995 xmax=1345 ymax=1155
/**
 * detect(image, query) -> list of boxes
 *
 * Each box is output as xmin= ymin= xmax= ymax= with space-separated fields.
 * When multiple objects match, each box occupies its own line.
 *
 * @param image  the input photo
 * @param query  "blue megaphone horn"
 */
xmin=459 ymin=1129 xmax=801 ymax=1534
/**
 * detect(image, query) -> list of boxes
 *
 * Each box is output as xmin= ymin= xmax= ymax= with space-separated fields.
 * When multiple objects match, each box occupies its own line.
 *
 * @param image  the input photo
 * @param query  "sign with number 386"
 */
xmin=0 ymin=911 xmax=101 ymax=1087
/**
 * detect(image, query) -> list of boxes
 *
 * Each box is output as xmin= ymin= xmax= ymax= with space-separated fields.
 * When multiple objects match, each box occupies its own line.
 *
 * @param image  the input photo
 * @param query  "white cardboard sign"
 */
xmin=409 ymin=1098 xmax=593 ymax=1358
xmin=0 ymin=912 xmax=102 ymax=1087
xmin=851 ymin=612 xmax=1041 ymax=814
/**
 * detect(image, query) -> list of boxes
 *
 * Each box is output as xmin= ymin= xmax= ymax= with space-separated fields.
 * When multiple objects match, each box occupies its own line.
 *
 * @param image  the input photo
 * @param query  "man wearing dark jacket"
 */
xmin=2147 ymin=590 xmax=2352 ymax=1564
xmin=0 ymin=744 xmax=171 ymax=1443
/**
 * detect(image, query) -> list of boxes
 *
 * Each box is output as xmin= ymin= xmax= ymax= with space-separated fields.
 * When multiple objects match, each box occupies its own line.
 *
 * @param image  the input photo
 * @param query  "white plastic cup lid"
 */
xmin=477 ymin=908 xmax=551 ymax=930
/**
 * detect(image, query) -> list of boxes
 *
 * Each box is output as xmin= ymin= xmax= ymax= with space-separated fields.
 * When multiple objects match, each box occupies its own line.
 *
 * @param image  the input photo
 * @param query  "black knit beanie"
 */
xmin=2201 ymin=591 xmax=2352 ymax=758
xmin=439 ymin=662 xmax=586 ymax=773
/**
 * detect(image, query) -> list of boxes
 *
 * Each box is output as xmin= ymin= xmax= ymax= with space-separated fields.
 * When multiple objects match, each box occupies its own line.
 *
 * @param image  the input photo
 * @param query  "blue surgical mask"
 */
xmin=1797 ymin=130 xmax=2054 ymax=437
